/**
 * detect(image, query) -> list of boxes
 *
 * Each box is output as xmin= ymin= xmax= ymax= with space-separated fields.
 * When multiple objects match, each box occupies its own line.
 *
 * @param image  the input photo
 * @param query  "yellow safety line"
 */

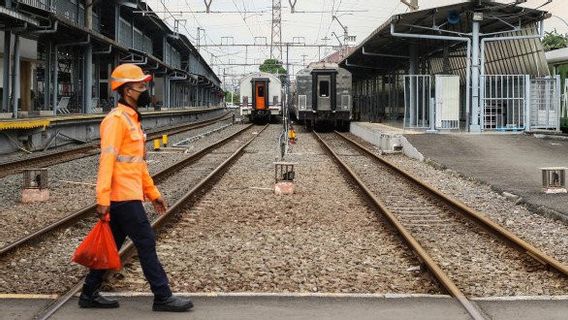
xmin=0 ymin=119 xmax=50 ymax=131
xmin=0 ymin=294 xmax=58 ymax=299
xmin=0 ymin=107 xmax=223 ymax=131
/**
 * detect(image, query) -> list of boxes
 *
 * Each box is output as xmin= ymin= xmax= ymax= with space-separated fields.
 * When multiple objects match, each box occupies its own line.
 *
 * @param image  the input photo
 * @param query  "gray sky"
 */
xmin=147 ymin=0 xmax=568 ymax=87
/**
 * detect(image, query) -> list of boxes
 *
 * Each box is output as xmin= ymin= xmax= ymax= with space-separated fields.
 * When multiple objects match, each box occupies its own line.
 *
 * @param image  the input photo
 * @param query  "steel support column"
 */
xmin=83 ymin=44 xmax=93 ymax=113
xmin=11 ymin=34 xmax=20 ymax=118
xmin=3 ymin=31 xmax=11 ymax=113
xmin=113 ymin=53 xmax=119 ymax=104
xmin=52 ymin=45 xmax=58 ymax=115
xmin=163 ymin=75 xmax=170 ymax=109
xmin=197 ymin=86 xmax=200 ymax=107
xmin=114 ymin=4 xmax=120 ymax=40
xmin=409 ymin=44 xmax=418 ymax=126
xmin=94 ymin=56 xmax=100 ymax=104
xmin=470 ymin=20 xmax=481 ymax=132
xmin=44 ymin=41 xmax=52 ymax=111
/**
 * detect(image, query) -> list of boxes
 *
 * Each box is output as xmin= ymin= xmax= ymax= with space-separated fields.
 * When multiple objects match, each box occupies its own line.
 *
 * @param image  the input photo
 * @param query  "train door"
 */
xmin=311 ymin=71 xmax=337 ymax=112
xmin=254 ymin=81 xmax=267 ymax=110
xmin=318 ymin=75 xmax=331 ymax=110
xmin=317 ymin=75 xmax=331 ymax=111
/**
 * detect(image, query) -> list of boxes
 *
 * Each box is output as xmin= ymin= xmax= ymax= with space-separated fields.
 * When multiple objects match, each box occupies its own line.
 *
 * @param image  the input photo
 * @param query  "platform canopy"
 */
xmin=340 ymin=1 xmax=550 ymax=79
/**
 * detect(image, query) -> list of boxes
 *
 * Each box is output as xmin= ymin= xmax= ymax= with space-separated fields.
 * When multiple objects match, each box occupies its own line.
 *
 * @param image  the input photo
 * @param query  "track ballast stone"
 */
xmin=110 ymin=127 xmax=438 ymax=294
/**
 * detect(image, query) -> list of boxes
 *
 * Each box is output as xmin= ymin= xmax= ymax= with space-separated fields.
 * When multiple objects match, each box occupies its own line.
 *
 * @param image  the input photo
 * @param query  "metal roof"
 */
xmin=546 ymin=47 xmax=568 ymax=65
xmin=340 ymin=1 xmax=550 ymax=78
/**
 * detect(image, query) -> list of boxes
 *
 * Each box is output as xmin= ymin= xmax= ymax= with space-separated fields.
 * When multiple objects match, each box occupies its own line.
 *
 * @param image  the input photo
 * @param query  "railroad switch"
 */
xmin=274 ymin=162 xmax=297 ymax=195
xmin=21 ymin=168 xmax=50 ymax=203
xmin=541 ymin=167 xmax=567 ymax=194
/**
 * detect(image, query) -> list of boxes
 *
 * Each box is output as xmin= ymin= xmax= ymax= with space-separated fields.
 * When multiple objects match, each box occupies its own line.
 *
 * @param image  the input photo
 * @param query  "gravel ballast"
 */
xmin=0 ymin=122 xmax=246 ymax=248
xmin=324 ymin=133 xmax=568 ymax=297
xmin=0 ymin=125 xmax=257 ymax=294
xmin=109 ymin=127 xmax=438 ymax=294
xmin=346 ymin=133 xmax=568 ymax=266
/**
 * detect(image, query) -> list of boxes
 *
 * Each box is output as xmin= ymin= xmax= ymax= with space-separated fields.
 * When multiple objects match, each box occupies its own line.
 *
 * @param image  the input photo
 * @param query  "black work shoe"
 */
xmin=79 ymin=291 xmax=119 ymax=308
xmin=152 ymin=295 xmax=193 ymax=312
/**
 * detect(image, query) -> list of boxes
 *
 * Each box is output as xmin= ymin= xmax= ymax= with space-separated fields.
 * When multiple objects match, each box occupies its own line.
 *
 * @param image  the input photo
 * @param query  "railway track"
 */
xmin=315 ymin=131 xmax=568 ymax=320
xmin=27 ymin=124 xmax=268 ymax=320
xmin=0 ymin=123 xmax=253 ymax=257
xmin=0 ymin=112 xmax=232 ymax=179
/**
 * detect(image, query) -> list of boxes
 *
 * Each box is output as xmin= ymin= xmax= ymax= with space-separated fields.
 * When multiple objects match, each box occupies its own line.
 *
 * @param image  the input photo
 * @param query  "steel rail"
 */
xmin=313 ymin=131 xmax=487 ymax=320
xmin=32 ymin=124 xmax=269 ymax=320
xmin=334 ymin=131 xmax=568 ymax=277
xmin=0 ymin=123 xmax=253 ymax=257
xmin=0 ymin=112 xmax=233 ymax=178
xmin=146 ymin=112 xmax=233 ymax=139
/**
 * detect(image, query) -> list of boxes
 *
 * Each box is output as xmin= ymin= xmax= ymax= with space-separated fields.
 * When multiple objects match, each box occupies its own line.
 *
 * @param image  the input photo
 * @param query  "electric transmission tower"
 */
xmin=271 ymin=0 xmax=283 ymax=61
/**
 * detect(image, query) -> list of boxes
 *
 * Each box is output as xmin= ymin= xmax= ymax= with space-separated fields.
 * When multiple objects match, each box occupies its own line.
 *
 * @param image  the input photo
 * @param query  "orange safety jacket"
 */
xmin=96 ymin=102 xmax=160 ymax=206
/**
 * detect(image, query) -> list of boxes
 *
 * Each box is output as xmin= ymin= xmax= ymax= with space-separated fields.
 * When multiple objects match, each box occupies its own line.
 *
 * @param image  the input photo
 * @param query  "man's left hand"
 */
xmin=152 ymin=197 xmax=168 ymax=215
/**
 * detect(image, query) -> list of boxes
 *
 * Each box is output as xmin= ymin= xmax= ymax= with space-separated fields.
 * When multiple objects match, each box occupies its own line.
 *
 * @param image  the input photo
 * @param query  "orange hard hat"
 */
xmin=110 ymin=63 xmax=152 ymax=91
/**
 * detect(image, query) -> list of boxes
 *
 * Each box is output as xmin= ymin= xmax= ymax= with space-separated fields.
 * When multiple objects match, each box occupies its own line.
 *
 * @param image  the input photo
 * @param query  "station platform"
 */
xmin=0 ymin=107 xmax=226 ymax=155
xmin=3 ymin=294 xmax=568 ymax=320
xmin=350 ymin=122 xmax=568 ymax=219
xmin=0 ymin=107 xmax=221 ymax=130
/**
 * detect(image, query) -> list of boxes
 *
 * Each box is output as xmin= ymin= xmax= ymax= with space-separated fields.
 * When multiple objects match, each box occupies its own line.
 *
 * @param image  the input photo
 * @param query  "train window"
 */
xmin=257 ymin=86 xmax=265 ymax=97
xmin=319 ymin=81 xmax=330 ymax=97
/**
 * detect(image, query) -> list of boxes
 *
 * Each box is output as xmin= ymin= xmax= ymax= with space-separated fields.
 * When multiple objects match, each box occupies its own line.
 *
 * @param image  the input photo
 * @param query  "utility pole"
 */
xmin=196 ymin=27 xmax=204 ymax=52
xmin=223 ymin=68 xmax=226 ymax=92
xmin=332 ymin=16 xmax=355 ymax=58
xmin=271 ymin=0 xmax=283 ymax=61
xmin=301 ymin=54 xmax=308 ymax=66
xmin=204 ymin=0 xmax=212 ymax=13
xmin=281 ymin=43 xmax=290 ymax=159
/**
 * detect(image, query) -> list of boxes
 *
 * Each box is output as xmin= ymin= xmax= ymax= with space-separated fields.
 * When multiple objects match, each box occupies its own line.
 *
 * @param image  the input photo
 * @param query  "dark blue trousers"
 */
xmin=83 ymin=200 xmax=172 ymax=300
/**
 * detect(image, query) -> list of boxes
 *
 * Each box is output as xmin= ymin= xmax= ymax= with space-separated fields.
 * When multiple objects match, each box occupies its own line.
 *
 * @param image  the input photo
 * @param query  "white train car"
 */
xmin=239 ymin=72 xmax=283 ymax=122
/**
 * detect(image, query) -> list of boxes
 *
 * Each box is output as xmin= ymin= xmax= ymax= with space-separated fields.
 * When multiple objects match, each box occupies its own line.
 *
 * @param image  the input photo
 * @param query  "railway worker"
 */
xmin=79 ymin=63 xmax=193 ymax=312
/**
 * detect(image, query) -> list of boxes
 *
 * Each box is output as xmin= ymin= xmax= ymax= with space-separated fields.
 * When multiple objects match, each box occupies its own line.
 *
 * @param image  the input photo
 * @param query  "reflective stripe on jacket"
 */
xmin=96 ymin=103 xmax=160 ymax=206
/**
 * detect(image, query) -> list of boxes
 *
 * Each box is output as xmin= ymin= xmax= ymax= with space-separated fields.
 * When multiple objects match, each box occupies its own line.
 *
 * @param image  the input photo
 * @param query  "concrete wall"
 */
xmin=349 ymin=122 xmax=424 ymax=161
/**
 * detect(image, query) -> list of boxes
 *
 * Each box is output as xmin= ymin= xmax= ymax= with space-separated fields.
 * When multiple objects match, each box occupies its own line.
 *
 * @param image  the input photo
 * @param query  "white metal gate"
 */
xmin=435 ymin=75 xmax=460 ymax=130
xmin=529 ymin=76 xmax=561 ymax=130
xmin=481 ymin=75 xmax=528 ymax=131
xmin=403 ymin=75 xmax=431 ymax=129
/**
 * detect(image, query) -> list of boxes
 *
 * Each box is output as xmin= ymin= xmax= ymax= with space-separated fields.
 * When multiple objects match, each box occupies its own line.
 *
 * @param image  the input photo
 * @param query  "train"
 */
xmin=291 ymin=62 xmax=352 ymax=130
xmin=239 ymin=72 xmax=283 ymax=123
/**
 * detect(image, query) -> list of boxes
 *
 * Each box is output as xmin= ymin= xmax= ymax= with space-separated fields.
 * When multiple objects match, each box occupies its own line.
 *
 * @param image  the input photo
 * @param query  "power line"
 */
xmin=230 ymin=0 xmax=269 ymax=58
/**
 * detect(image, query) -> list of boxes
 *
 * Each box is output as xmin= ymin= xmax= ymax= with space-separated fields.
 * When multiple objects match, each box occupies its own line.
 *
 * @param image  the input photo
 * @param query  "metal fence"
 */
xmin=19 ymin=0 xmax=52 ymax=11
xmin=20 ymin=0 xmax=100 ymax=31
xmin=563 ymin=82 xmax=568 ymax=119
xmin=165 ymin=42 xmax=181 ymax=69
xmin=481 ymin=75 xmax=528 ymax=131
xmin=133 ymin=27 xmax=153 ymax=54
xmin=529 ymin=76 xmax=561 ymax=130
xmin=403 ymin=75 xmax=432 ymax=129
xmin=118 ymin=18 xmax=132 ymax=48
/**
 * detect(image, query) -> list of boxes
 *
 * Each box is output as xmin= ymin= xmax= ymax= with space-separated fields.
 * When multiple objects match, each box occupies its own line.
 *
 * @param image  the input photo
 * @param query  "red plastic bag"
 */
xmin=72 ymin=215 xmax=121 ymax=270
